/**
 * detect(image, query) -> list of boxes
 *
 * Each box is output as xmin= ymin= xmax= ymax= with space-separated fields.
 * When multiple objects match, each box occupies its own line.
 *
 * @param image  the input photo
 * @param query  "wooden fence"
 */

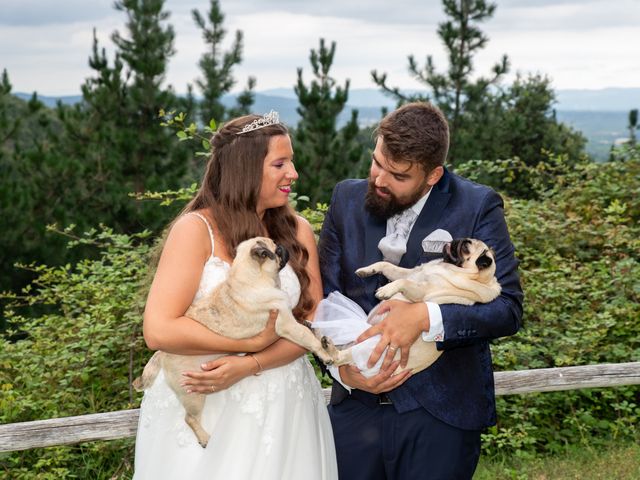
xmin=1 ymin=362 xmax=639 ymax=453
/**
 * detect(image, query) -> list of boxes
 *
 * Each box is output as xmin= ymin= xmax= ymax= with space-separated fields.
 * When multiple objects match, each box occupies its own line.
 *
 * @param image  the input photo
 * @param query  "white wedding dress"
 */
xmin=133 ymin=214 xmax=337 ymax=479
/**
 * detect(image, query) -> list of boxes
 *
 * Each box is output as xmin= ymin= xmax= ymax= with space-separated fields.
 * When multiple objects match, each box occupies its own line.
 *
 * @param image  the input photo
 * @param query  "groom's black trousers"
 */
xmin=329 ymin=396 xmax=481 ymax=480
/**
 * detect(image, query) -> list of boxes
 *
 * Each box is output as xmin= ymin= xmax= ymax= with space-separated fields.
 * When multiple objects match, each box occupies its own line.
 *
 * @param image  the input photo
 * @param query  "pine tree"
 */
xmin=112 ymin=0 xmax=188 ymax=195
xmin=0 ymin=70 xmax=20 ymax=143
xmin=628 ymin=109 xmax=638 ymax=146
xmin=192 ymin=0 xmax=255 ymax=124
xmin=372 ymin=0 xmax=586 ymax=168
xmin=372 ymin=0 xmax=508 ymax=165
xmin=58 ymin=0 xmax=191 ymax=233
xmin=294 ymin=39 xmax=363 ymax=204
xmin=0 ymin=71 xmax=77 ymax=298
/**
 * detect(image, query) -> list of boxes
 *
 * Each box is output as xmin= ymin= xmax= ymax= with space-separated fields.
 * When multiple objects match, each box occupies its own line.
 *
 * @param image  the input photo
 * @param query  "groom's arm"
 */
xmin=317 ymin=184 xmax=345 ymax=382
xmin=438 ymin=189 xmax=523 ymax=349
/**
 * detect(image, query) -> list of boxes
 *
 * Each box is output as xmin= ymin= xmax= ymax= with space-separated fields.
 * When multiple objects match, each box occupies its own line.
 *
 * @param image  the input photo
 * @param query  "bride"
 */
xmin=133 ymin=112 xmax=337 ymax=479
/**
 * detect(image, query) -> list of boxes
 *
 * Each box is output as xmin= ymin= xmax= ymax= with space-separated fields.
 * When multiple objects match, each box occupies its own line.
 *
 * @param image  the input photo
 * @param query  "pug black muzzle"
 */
xmin=275 ymin=244 xmax=289 ymax=270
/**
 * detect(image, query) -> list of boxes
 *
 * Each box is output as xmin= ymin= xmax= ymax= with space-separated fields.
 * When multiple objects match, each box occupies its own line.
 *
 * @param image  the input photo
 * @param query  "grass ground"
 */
xmin=474 ymin=442 xmax=640 ymax=480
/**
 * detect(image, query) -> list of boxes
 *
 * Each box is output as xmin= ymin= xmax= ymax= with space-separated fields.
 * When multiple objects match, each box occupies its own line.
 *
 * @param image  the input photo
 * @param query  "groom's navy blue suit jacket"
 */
xmin=318 ymin=169 xmax=524 ymax=431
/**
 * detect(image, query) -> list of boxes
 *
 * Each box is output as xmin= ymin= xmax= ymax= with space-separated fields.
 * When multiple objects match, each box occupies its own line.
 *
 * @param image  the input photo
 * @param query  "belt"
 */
xmin=350 ymin=389 xmax=393 ymax=407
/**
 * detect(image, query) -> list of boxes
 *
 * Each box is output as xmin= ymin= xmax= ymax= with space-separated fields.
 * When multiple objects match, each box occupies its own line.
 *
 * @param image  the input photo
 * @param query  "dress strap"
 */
xmin=187 ymin=212 xmax=215 ymax=259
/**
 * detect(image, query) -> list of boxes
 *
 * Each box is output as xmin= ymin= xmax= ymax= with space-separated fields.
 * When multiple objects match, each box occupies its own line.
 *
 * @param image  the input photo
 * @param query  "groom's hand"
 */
xmin=357 ymin=300 xmax=429 ymax=370
xmin=339 ymin=361 xmax=411 ymax=394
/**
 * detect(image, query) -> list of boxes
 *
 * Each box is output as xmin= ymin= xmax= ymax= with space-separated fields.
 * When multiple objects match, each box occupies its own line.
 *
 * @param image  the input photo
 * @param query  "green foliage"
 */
xmin=192 ymin=0 xmax=255 ymax=123
xmin=294 ymin=39 xmax=365 ymax=204
xmin=495 ymin=75 xmax=586 ymax=166
xmin=455 ymin=150 xmax=588 ymax=200
xmin=483 ymin=155 xmax=640 ymax=456
xmin=0 ymin=226 xmax=152 ymax=478
xmin=610 ymin=142 xmax=640 ymax=163
xmin=0 ymin=73 xmax=81 ymax=301
xmin=62 ymin=0 xmax=193 ymax=234
xmin=457 ymin=74 xmax=587 ymax=171
xmin=0 ymin=0 xmax=198 ymax=306
xmin=158 ymin=109 xmax=218 ymax=158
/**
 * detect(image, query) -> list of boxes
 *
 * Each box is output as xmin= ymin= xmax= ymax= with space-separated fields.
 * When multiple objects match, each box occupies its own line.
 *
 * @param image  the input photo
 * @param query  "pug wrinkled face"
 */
xmin=442 ymin=238 xmax=495 ymax=272
xmin=248 ymin=238 xmax=289 ymax=271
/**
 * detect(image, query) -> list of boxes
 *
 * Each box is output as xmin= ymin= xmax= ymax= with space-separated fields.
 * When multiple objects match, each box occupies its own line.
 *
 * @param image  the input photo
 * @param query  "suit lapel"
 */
xmin=399 ymin=172 xmax=452 ymax=268
xmin=363 ymin=208 xmax=387 ymax=300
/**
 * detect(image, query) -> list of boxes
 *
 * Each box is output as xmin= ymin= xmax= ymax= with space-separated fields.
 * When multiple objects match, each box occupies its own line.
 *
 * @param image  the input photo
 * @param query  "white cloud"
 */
xmin=0 ymin=0 xmax=113 ymax=26
xmin=2 ymin=0 xmax=639 ymax=95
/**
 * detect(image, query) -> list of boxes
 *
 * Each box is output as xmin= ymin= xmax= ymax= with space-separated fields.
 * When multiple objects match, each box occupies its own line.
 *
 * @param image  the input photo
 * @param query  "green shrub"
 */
xmin=0 ymin=226 xmax=151 ymax=478
xmin=484 ymin=155 xmax=640 ymax=455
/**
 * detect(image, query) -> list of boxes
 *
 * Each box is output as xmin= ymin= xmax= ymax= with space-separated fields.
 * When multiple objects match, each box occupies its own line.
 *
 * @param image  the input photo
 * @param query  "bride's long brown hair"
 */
xmin=181 ymin=115 xmax=313 ymax=320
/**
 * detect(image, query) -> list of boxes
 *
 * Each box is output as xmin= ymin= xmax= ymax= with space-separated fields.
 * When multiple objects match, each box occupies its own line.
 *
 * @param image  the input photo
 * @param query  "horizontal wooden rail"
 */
xmin=1 ymin=362 xmax=638 ymax=453
xmin=493 ymin=361 xmax=640 ymax=395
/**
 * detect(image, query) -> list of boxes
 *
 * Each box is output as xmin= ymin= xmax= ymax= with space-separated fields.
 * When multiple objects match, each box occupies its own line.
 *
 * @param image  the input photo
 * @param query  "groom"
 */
xmin=318 ymin=102 xmax=523 ymax=479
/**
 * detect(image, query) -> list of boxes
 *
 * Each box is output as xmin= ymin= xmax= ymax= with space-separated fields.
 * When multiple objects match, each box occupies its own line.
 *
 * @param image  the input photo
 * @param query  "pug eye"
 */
xmin=461 ymin=240 xmax=471 ymax=254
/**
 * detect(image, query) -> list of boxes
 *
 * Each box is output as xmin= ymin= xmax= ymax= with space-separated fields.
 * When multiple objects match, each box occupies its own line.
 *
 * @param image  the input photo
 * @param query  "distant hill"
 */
xmin=259 ymin=87 xmax=640 ymax=112
xmin=556 ymin=88 xmax=640 ymax=111
xmin=556 ymin=110 xmax=628 ymax=160
xmin=14 ymin=87 xmax=639 ymax=160
xmin=13 ymin=92 xmax=81 ymax=107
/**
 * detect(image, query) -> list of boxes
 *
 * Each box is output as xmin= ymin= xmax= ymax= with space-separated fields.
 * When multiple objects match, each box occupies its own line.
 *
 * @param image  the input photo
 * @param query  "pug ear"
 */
xmin=250 ymin=243 xmax=276 ymax=265
xmin=475 ymin=253 xmax=493 ymax=270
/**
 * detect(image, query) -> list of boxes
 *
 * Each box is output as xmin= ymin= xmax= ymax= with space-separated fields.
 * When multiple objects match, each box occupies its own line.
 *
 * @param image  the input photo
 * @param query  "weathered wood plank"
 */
xmin=494 ymin=362 xmax=640 ymax=395
xmin=0 ymin=409 xmax=140 ymax=452
xmin=1 ymin=362 xmax=638 ymax=452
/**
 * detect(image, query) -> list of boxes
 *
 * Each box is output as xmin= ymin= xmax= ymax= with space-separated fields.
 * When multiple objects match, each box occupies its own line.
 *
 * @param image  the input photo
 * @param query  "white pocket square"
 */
xmin=421 ymin=229 xmax=453 ymax=253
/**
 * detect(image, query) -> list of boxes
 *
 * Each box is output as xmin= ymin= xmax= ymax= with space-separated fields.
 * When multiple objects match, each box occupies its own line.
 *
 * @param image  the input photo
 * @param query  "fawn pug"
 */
xmin=133 ymin=237 xmax=339 ymax=448
xmin=340 ymin=238 xmax=502 ymax=375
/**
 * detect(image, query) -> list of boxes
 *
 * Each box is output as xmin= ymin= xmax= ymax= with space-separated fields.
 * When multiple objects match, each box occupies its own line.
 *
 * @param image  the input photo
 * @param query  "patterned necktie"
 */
xmin=377 ymin=208 xmax=418 ymax=265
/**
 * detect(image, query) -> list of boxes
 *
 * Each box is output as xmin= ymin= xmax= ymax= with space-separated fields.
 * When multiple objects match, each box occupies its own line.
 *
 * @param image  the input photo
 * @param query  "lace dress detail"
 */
xmin=133 ymin=213 xmax=336 ymax=479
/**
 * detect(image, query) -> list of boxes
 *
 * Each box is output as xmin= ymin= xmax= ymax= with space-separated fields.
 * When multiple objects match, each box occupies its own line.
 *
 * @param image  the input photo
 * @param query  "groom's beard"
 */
xmin=364 ymin=178 xmax=428 ymax=220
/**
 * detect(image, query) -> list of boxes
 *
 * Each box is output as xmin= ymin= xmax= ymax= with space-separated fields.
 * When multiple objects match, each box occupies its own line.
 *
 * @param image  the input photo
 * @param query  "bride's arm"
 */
xmin=182 ymin=216 xmax=322 ymax=392
xmin=143 ymin=214 xmax=278 ymax=355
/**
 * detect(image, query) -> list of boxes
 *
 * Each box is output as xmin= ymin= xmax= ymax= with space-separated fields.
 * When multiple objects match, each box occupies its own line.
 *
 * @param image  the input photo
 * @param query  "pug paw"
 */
xmin=355 ymin=267 xmax=375 ymax=278
xmin=320 ymin=336 xmax=341 ymax=365
xmin=375 ymin=284 xmax=396 ymax=300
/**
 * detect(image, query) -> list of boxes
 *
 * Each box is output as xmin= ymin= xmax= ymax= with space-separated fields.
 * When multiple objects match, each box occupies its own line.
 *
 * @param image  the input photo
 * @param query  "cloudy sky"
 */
xmin=1 ymin=0 xmax=639 ymax=96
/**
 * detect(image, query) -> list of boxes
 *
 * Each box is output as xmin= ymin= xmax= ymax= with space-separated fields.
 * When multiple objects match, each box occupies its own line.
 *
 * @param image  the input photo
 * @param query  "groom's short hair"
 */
xmin=376 ymin=102 xmax=450 ymax=173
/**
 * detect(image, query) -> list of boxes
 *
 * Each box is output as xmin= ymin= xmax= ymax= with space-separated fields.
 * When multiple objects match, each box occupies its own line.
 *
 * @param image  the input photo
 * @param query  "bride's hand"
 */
xmin=181 ymin=355 xmax=259 ymax=394
xmin=243 ymin=309 xmax=280 ymax=352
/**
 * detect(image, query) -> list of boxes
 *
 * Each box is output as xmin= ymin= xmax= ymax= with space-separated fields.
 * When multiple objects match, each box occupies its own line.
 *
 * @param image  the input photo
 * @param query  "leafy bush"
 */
xmin=484 ymin=154 xmax=640 ymax=456
xmin=454 ymin=151 xmax=589 ymax=200
xmin=0 ymin=226 xmax=152 ymax=478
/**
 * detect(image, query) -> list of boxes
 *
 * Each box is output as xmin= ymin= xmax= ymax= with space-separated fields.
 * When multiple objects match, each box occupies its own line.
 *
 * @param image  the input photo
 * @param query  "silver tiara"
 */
xmin=236 ymin=110 xmax=280 ymax=135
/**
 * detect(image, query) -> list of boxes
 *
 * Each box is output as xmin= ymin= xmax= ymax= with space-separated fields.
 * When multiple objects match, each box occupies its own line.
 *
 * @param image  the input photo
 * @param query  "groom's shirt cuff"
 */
xmin=422 ymin=302 xmax=444 ymax=342
xmin=328 ymin=365 xmax=352 ymax=393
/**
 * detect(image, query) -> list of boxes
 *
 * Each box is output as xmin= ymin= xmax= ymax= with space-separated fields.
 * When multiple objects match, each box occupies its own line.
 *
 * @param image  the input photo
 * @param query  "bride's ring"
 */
xmin=389 ymin=345 xmax=398 ymax=351
xmin=210 ymin=385 xmax=216 ymax=392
